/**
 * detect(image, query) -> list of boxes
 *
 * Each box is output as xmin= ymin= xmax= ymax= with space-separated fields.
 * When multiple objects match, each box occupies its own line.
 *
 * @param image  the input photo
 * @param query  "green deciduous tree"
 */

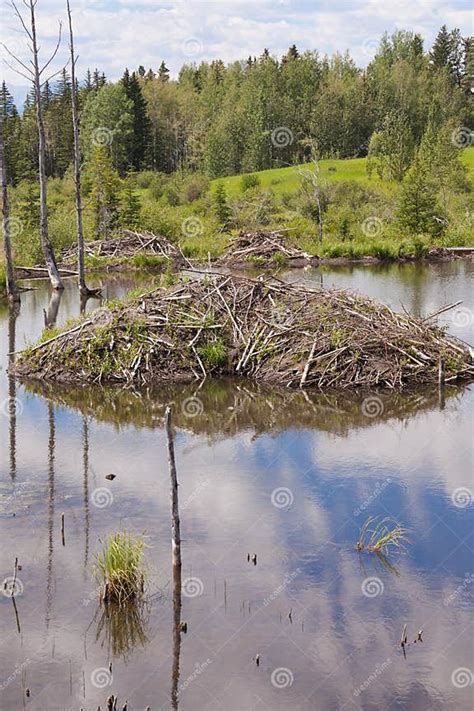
xmin=396 ymin=157 xmax=445 ymax=235
xmin=87 ymin=146 xmax=120 ymax=238
xmin=80 ymin=83 xmax=133 ymax=174
xmin=367 ymin=110 xmax=414 ymax=181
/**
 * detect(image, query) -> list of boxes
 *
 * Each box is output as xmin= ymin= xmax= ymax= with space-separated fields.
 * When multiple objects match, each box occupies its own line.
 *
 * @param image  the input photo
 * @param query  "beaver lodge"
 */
xmin=60 ymin=229 xmax=183 ymax=264
xmin=14 ymin=273 xmax=474 ymax=388
xmin=218 ymin=230 xmax=314 ymax=267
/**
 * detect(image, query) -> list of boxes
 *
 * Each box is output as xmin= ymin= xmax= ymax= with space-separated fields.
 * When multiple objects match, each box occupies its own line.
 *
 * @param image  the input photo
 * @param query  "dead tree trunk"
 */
xmin=28 ymin=0 xmax=63 ymax=290
xmin=67 ymin=0 xmax=88 ymax=294
xmin=0 ymin=111 xmax=19 ymax=302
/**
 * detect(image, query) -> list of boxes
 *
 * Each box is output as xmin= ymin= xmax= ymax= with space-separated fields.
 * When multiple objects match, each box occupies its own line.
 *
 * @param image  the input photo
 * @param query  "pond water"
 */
xmin=1 ymin=262 xmax=473 ymax=711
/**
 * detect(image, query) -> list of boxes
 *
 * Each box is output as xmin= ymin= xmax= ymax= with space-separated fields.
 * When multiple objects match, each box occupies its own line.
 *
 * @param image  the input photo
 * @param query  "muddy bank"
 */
xmin=14 ymin=272 xmax=474 ymax=388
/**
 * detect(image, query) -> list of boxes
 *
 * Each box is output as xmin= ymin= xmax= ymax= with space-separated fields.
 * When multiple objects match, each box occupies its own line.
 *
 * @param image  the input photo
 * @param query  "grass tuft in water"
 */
xmin=356 ymin=516 xmax=409 ymax=555
xmin=94 ymin=531 xmax=147 ymax=605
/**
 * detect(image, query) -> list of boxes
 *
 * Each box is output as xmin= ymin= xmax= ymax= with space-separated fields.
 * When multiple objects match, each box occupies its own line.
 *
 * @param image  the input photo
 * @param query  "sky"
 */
xmin=0 ymin=0 xmax=473 ymax=107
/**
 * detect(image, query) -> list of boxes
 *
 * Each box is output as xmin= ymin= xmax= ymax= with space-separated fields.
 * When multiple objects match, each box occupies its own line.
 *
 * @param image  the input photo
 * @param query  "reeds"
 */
xmin=356 ymin=516 xmax=409 ymax=555
xmin=94 ymin=532 xmax=147 ymax=605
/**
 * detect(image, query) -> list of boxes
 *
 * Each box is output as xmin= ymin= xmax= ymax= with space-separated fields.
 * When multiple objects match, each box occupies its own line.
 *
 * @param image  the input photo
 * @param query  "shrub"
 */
xmin=184 ymin=174 xmax=209 ymax=203
xmin=140 ymin=203 xmax=181 ymax=239
xmin=164 ymin=185 xmax=181 ymax=206
xmin=148 ymin=173 xmax=168 ymax=200
xmin=134 ymin=170 xmax=160 ymax=189
xmin=329 ymin=180 xmax=370 ymax=210
xmin=241 ymin=173 xmax=261 ymax=192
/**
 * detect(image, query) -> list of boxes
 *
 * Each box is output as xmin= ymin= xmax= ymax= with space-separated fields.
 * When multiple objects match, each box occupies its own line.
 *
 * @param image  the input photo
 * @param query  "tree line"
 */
xmin=2 ymin=25 xmax=473 ymax=186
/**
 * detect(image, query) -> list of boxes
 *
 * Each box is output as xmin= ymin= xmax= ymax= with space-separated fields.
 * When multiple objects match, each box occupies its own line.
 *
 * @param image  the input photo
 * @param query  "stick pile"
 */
xmin=15 ymin=273 xmax=474 ymax=389
xmin=60 ymin=230 xmax=181 ymax=262
xmin=218 ymin=231 xmax=312 ymax=265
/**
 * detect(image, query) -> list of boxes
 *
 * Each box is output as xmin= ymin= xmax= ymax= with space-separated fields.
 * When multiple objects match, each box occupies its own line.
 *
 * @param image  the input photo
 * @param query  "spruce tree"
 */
xmin=0 ymin=82 xmax=20 ymax=184
xmin=213 ymin=182 xmax=231 ymax=227
xmin=120 ymin=69 xmax=151 ymax=171
xmin=430 ymin=25 xmax=452 ymax=69
xmin=158 ymin=61 xmax=170 ymax=82
xmin=462 ymin=37 xmax=474 ymax=95
xmin=120 ymin=183 xmax=142 ymax=228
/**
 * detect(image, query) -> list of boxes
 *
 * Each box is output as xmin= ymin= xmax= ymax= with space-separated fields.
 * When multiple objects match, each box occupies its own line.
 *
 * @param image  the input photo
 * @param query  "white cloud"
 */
xmin=1 ymin=0 xmax=472 ymax=106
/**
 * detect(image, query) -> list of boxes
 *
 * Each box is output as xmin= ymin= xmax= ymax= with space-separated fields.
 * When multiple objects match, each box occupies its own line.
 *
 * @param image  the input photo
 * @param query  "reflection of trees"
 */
xmin=23 ymin=378 xmax=467 ymax=440
xmin=43 ymin=289 xmax=63 ymax=328
xmin=171 ymin=558 xmax=182 ymax=710
xmin=82 ymin=416 xmax=90 ymax=575
xmin=7 ymin=303 xmax=20 ymax=481
xmin=93 ymin=600 xmax=150 ymax=661
xmin=45 ymin=402 xmax=55 ymax=629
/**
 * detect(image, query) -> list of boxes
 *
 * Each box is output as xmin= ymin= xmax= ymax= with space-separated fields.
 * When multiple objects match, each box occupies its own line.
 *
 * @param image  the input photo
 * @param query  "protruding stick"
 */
xmin=61 ymin=512 xmax=65 ymax=546
xmin=165 ymin=407 xmax=181 ymax=569
xmin=401 ymin=623 xmax=407 ymax=646
xmin=438 ymin=357 xmax=445 ymax=387
xmin=12 ymin=557 xmax=18 ymax=596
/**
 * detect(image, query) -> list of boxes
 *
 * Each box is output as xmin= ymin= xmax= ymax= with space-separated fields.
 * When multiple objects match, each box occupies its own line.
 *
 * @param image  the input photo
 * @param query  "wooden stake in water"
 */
xmin=438 ymin=357 xmax=445 ymax=387
xmin=165 ymin=407 xmax=182 ymax=569
xmin=401 ymin=623 xmax=407 ymax=647
xmin=61 ymin=513 xmax=65 ymax=546
xmin=12 ymin=557 xmax=18 ymax=595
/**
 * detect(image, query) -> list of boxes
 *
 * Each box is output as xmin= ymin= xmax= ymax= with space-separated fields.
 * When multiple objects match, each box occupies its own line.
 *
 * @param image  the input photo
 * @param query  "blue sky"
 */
xmin=1 ymin=0 xmax=473 ymax=107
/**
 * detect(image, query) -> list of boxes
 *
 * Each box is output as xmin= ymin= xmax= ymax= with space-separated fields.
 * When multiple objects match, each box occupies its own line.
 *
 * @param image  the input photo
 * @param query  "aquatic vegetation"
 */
xmin=356 ymin=516 xmax=409 ymax=555
xmin=94 ymin=531 xmax=147 ymax=605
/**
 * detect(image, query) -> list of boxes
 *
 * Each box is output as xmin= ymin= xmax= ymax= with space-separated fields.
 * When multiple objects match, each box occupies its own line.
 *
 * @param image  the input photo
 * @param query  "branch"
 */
xmin=2 ymin=55 xmax=33 ymax=82
xmin=40 ymin=59 xmax=70 ymax=88
xmin=39 ymin=20 xmax=62 ymax=76
xmin=1 ymin=43 xmax=33 ymax=76
xmin=10 ymin=0 xmax=33 ymax=42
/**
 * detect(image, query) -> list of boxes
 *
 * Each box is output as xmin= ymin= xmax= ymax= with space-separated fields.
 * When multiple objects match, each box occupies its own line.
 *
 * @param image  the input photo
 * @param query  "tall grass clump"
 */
xmin=356 ymin=516 xmax=409 ymax=555
xmin=94 ymin=532 xmax=147 ymax=605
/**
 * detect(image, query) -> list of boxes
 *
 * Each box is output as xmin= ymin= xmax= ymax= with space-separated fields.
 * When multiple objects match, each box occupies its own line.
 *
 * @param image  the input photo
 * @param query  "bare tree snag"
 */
xmin=67 ymin=0 xmax=89 ymax=295
xmin=4 ymin=1 xmax=64 ymax=290
xmin=0 ymin=110 xmax=19 ymax=302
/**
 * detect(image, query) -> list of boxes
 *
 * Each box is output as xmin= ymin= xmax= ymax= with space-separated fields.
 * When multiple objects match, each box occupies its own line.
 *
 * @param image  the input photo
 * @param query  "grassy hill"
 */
xmin=211 ymin=147 xmax=474 ymax=196
xmin=2 ymin=148 xmax=473 ymax=279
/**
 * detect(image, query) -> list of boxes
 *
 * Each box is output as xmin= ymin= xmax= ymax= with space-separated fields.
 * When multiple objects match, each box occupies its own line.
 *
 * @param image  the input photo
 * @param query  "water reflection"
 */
xmin=171 ymin=564 xmax=182 ymax=711
xmin=7 ymin=303 xmax=19 ymax=481
xmin=20 ymin=377 xmax=466 ymax=437
xmin=43 ymin=289 xmax=63 ymax=329
xmin=1 ymin=265 xmax=473 ymax=711
xmin=92 ymin=600 xmax=150 ymax=660
xmin=45 ymin=403 xmax=55 ymax=630
xmin=82 ymin=416 xmax=90 ymax=576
